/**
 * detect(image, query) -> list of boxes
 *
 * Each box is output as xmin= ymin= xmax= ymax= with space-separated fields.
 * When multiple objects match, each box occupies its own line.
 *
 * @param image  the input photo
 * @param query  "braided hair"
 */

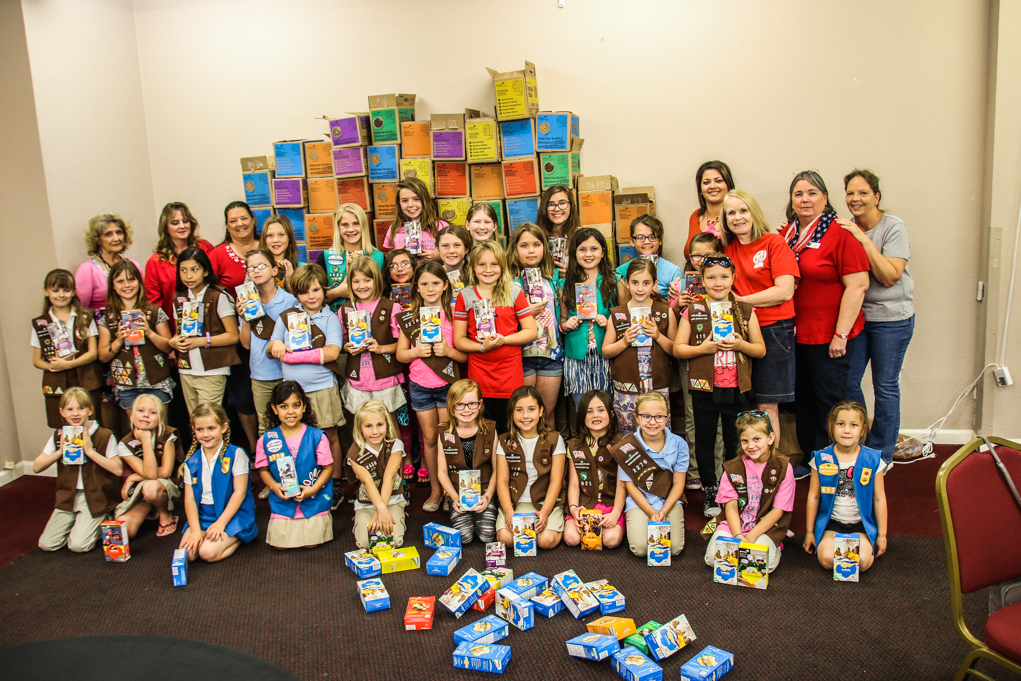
xmin=184 ymin=403 xmax=232 ymax=462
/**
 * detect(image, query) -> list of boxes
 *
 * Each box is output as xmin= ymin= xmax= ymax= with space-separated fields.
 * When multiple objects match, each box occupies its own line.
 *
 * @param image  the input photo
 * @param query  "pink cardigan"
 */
xmin=74 ymin=257 xmax=142 ymax=310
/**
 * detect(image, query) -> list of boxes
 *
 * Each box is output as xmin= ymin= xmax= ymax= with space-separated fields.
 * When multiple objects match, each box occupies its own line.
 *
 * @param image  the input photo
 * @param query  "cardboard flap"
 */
xmin=614 ymin=193 xmax=651 ymax=206
xmin=431 ymin=113 xmax=465 ymax=131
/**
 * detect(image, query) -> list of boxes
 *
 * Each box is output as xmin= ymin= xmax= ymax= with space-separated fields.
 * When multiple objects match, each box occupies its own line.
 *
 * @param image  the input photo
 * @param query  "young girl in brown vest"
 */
xmin=495 ymin=385 xmax=567 ymax=550
xmin=113 ymin=393 xmax=184 ymax=539
xmin=34 ymin=387 xmax=123 ymax=553
xmin=436 ymin=379 xmax=499 ymax=543
xmin=168 ymin=247 xmax=240 ymax=414
xmin=32 ymin=269 xmax=102 ymax=429
xmin=396 ymin=260 xmax=468 ymax=511
xmin=611 ymin=392 xmax=689 ymax=558
xmin=603 ymin=258 xmax=677 ymax=434
xmin=673 ymin=254 xmax=765 ymax=518
xmin=564 ymin=390 xmax=625 ymax=549
xmin=98 ymin=260 xmax=175 ymax=412
xmin=703 ymin=410 xmax=795 ymax=573
xmin=346 ymin=400 xmax=407 ymax=549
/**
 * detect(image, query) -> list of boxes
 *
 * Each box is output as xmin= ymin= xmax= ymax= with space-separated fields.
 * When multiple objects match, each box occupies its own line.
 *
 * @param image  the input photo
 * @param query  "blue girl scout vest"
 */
xmin=811 ymin=444 xmax=881 ymax=545
xmin=261 ymin=425 xmax=333 ymax=518
xmin=184 ymin=443 xmax=258 ymax=543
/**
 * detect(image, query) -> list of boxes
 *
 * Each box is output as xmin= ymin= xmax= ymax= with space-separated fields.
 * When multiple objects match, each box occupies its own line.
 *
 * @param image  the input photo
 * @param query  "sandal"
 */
xmin=416 ymin=467 xmax=430 ymax=488
xmin=402 ymin=463 xmax=415 ymax=482
xmin=157 ymin=516 xmax=179 ymax=537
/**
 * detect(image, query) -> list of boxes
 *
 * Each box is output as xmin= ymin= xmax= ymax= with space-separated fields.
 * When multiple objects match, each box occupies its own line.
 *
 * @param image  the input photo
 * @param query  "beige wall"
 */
xmin=6 ymin=0 xmax=1017 ymax=463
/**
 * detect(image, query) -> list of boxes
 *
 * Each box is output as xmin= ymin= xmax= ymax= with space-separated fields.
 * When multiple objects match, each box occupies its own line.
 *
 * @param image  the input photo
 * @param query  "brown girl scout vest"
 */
xmin=499 ymin=431 xmax=565 ymax=511
xmin=686 ymin=298 xmax=753 ymax=393
xmin=119 ymin=426 xmax=186 ymax=487
xmin=174 ymin=287 xmax=241 ymax=371
xmin=610 ymin=433 xmax=682 ymax=502
xmin=396 ymin=308 xmax=460 ymax=384
xmin=345 ymin=440 xmax=401 ymax=503
xmin=339 ymin=298 xmax=402 ymax=382
xmin=53 ymin=426 xmax=120 ymax=516
xmin=567 ymin=433 xmax=623 ymax=509
xmin=278 ymin=307 xmax=343 ymax=376
xmin=32 ymin=309 xmax=103 ymax=395
xmin=608 ymin=300 xmax=672 ymax=393
xmin=441 ymin=420 xmax=496 ymax=487
xmin=104 ymin=301 xmax=172 ymax=387
xmin=721 ymin=453 xmax=793 ymax=546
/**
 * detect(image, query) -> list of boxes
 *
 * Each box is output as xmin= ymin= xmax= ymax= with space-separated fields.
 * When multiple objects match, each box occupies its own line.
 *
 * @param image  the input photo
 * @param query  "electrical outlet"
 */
xmin=994 ymin=367 xmax=1013 ymax=387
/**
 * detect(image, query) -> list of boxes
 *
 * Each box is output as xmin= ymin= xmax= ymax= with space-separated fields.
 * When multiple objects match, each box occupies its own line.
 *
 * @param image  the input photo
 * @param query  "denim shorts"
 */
xmin=409 ymin=381 xmax=450 ymax=412
xmin=117 ymin=387 xmax=172 ymax=410
xmin=522 ymin=355 xmax=564 ymax=377
xmin=751 ymin=318 xmax=796 ymax=403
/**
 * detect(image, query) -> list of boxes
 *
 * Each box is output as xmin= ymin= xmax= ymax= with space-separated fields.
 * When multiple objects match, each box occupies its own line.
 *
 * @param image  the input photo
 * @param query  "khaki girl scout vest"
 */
xmin=339 ymin=298 xmax=402 ymax=382
xmin=119 ymin=426 xmax=186 ymax=487
xmin=499 ymin=431 xmax=565 ymax=511
xmin=686 ymin=298 xmax=753 ymax=393
xmin=345 ymin=440 xmax=402 ymax=503
xmin=32 ymin=309 xmax=103 ymax=395
xmin=174 ymin=287 xmax=241 ymax=371
xmin=608 ymin=300 xmax=672 ymax=394
xmin=721 ymin=453 xmax=793 ymax=546
xmin=396 ymin=308 xmax=460 ymax=385
xmin=441 ymin=420 xmax=496 ymax=487
xmin=567 ymin=433 xmax=623 ymax=509
xmin=278 ymin=307 xmax=343 ymax=376
xmin=610 ymin=433 xmax=683 ymax=503
xmin=52 ymin=427 xmax=119 ymax=516
xmin=104 ymin=301 xmax=172 ymax=387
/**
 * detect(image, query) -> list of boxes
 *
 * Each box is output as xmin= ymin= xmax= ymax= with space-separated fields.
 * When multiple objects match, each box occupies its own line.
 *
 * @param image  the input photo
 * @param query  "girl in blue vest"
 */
xmin=256 ymin=380 xmax=334 ymax=550
xmin=179 ymin=403 xmax=257 ymax=562
xmin=803 ymin=401 xmax=888 ymax=572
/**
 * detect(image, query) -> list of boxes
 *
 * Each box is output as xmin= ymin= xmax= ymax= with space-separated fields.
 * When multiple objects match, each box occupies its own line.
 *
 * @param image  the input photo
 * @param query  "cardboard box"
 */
xmin=644 ymin=614 xmax=696 ymax=662
xmin=612 ymin=646 xmax=663 ymax=681
xmin=452 ymin=641 xmax=511 ymax=674
xmin=624 ymin=621 xmax=661 ymax=656
xmin=99 ymin=519 xmax=129 ymax=562
xmin=531 ymin=589 xmax=564 ymax=618
xmin=578 ymin=175 xmax=620 ymax=193
xmin=439 ymin=568 xmax=489 ymax=618
xmin=368 ymin=531 xmax=394 ymax=555
xmin=502 ymin=158 xmax=539 ymax=198
xmin=495 ymin=588 xmax=534 ymax=631
xmin=834 ymin=533 xmax=861 ymax=582
xmin=454 ymin=614 xmax=509 ymax=645
xmin=399 ymin=157 xmax=434 ymax=196
xmin=371 ymin=183 xmax=397 ymax=219
xmin=614 ymin=194 xmax=652 ymax=241
xmin=587 ymin=580 xmax=626 ymax=615
xmin=307 ymin=177 xmax=338 ymax=214
xmin=472 ymin=586 xmax=496 ymax=612
xmin=303 ymin=140 xmax=333 ymax=177
xmin=536 ymin=111 xmax=578 ymax=152
xmin=378 ymin=546 xmax=421 ymax=574
xmin=367 ymin=93 xmax=416 ymax=117
xmin=240 ymin=155 xmax=273 ymax=172
xmin=426 ymin=548 xmax=462 ymax=577
xmin=436 ymin=198 xmax=471 ymax=227
xmin=431 ymin=113 xmax=466 ymax=161
xmin=512 ymin=512 xmax=537 ymax=556
xmin=567 ymin=633 xmax=619 ymax=661
xmin=424 ymin=522 xmax=462 ymax=549
xmin=486 ymin=542 xmax=507 ymax=568
xmin=367 ymin=145 xmax=400 ymax=183
xmin=329 ymin=114 xmax=370 ymax=148
xmin=506 ymin=196 xmax=540 ymax=231
xmin=481 ymin=567 xmax=514 ymax=589
xmin=504 ymin=572 xmax=547 ymax=600
xmin=647 ymin=521 xmax=671 ymax=567
xmin=551 ymin=570 xmax=600 ymax=619
xmin=579 ymin=190 xmax=613 ymax=226
xmin=712 ymin=536 xmax=740 ymax=585
xmin=588 ymin=616 xmax=637 ymax=640
xmin=499 ymin=119 xmax=537 ymax=159
xmin=273 ymin=140 xmax=306 ymax=178
xmin=305 ymin=213 xmax=335 ymax=250
xmin=621 ymin=186 xmax=656 ymax=217
xmin=435 ymin=161 xmax=469 ymax=198
xmin=272 ymin=178 xmax=307 ymax=209
xmin=368 ymin=107 xmax=401 ymax=145
xmin=481 ymin=199 xmax=506 ymax=235
xmin=251 ymin=206 xmax=274 ymax=236
xmin=540 ymin=152 xmax=573 ymax=191
xmin=471 ymin=163 xmax=505 ymax=200
xmin=357 ymin=578 xmax=390 ymax=612
xmin=487 ymin=61 xmax=538 ymax=121
xmin=243 ymin=171 xmax=273 ymax=207
xmin=373 ymin=219 xmax=391 ymax=251
xmin=571 ymin=137 xmax=583 ymax=177
xmin=405 ymin=596 xmax=435 ymax=631
xmin=171 ymin=548 xmax=187 ymax=586
xmin=680 ymin=646 xmax=734 ymax=681
xmin=344 ymin=549 xmax=382 ymax=579
xmin=466 ymin=114 xmax=500 ymax=163
xmin=277 ymin=208 xmax=306 ymax=242
xmin=401 ymin=121 xmax=432 ymax=157
xmin=335 ymin=177 xmax=372 ymax=212
xmin=331 ymin=146 xmax=368 ymax=178
xmin=738 ymin=541 xmax=769 ymax=589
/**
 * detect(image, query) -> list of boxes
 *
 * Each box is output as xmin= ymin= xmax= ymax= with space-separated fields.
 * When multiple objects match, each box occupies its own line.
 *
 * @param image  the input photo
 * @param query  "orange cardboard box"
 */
xmin=304 ymin=141 xmax=333 ymax=177
xmin=502 ymin=159 xmax=539 ymax=198
xmin=621 ymin=186 xmax=656 ymax=217
xmin=401 ymin=121 xmax=432 ymax=158
xmin=405 ymin=596 xmax=435 ymax=631
xmin=306 ymin=213 xmax=335 ymax=250
xmin=308 ymin=177 xmax=339 ymax=214
xmin=335 ymin=177 xmax=372 ymax=212
xmin=579 ymin=191 xmax=613 ymax=226
xmin=614 ymin=194 xmax=651 ymax=241
xmin=435 ymin=162 xmax=469 ymax=198
xmin=373 ymin=218 xmax=392 ymax=250
xmin=471 ymin=164 xmax=505 ymax=200
xmin=373 ymin=183 xmax=398 ymax=220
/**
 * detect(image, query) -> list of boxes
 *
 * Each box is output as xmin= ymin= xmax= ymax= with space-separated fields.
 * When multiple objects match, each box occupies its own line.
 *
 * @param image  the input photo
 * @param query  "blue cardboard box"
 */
xmin=367 ymin=144 xmax=400 ymax=183
xmin=454 ymin=614 xmax=509 ymax=645
xmin=277 ymin=208 xmax=306 ymax=241
xmin=171 ymin=548 xmax=187 ymax=587
xmin=552 ymin=570 xmax=600 ymax=619
xmin=357 ymin=578 xmax=390 ymax=613
xmin=499 ymin=119 xmax=536 ymax=159
xmin=504 ymin=572 xmax=547 ymax=600
xmin=495 ymin=588 xmax=535 ymax=631
xmin=530 ymin=589 xmax=564 ymax=618
xmin=680 ymin=646 xmax=734 ymax=681
xmin=423 ymin=522 xmax=462 ymax=549
xmin=834 ymin=533 xmax=861 ymax=582
xmin=644 ymin=614 xmax=696 ymax=662
xmin=536 ymin=111 xmax=577 ymax=152
xmin=273 ymin=140 xmax=305 ymax=177
xmin=426 ymin=548 xmax=461 ymax=576
xmin=243 ymin=171 xmax=272 ymax=206
xmin=506 ymin=196 xmax=540 ymax=231
xmin=440 ymin=568 xmax=489 ymax=618
xmin=512 ymin=512 xmax=536 ymax=556
xmin=587 ymin=579 xmax=626 ymax=615
xmin=452 ymin=641 xmax=511 ymax=674
xmin=647 ymin=521 xmax=671 ymax=567
xmin=567 ymin=632 xmax=620 ymax=661
xmin=251 ymin=206 xmax=274 ymax=236
xmin=612 ymin=646 xmax=663 ymax=681
xmin=344 ymin=549 xmax=382 ymax=579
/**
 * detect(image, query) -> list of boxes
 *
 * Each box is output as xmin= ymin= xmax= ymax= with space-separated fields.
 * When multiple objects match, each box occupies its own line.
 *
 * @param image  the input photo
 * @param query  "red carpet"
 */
xmin=0 ymin=476 xmax=56 ymax=568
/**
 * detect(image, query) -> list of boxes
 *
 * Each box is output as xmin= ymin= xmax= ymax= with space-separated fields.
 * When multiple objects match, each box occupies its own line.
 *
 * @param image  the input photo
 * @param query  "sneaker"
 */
xmin=686 ymin=477 xmax=702 ymax=491
xmin=702 ymin=485 xmax=721 ymax=518
xmin=792 ymin=464 xmax=812 ymax=480
xmin=331 ymin=492 xmax=346 ymax=511
xmin=258 ymin=488 xmax=270 ymax=500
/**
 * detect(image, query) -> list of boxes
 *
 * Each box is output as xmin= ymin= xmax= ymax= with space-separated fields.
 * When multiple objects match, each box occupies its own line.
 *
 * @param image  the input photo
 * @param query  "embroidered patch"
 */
xmin=695 ymin=323 xmax=704 ymax=333
xmin=770 ymin=475 xmax=777 ymax=484
xmin=690 ymin=379 xmax=712 ymax=390
xmin=540 ymin=457 xmax=548 ymax=466
xmin=620 ymin=444 xmax=635 ymax=454
xmin=443 ymin=361 xmax=454 ymax=376
xmin=818 ymin=462 xmax=839 ymax=476
xmin=821 ymin=486 xmax=836 ymax=494
xmin=349 ymin=369 xmax=358 ymax=378
xmin=255 ymin=320 xmax=264 ymax=335
xmin=693 ymin=303 xmax=706 ymax=312
xmin=579 ymin=471 xmax=588 ymax=481
xmin=443 ymin=433 xmax=455 ymax=443
xmin=860 ymin=468 xmax=873 ymax=485
xmin=266 ymin=438 xmax=284 ymax=454
xmin=221 ymin=456 xmax=231 ymax=474
xmin=819 ymin=452 xmax=834 ymax=464
xmin=43 ymin=386 xmax=53 ymax=395
xmin=645 ymin=479 xmax=653 ymax=491
xmin=615 ymin=312 xmax=627 ymax=320
xmin=54 ymin=387 xmax=63 ymax=395
xmin=730 ymin=474 xmax=744 ymax=484
xmin=129 ymin=440 xmax=141 ymax=447
xmin=155 ymin=355 xmax=165 ymax=367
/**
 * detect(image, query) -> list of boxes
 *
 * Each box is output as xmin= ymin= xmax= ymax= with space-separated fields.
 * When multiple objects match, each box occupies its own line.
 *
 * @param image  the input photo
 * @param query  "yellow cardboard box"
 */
xmin=307 ymin=177 xmax=338 ymax=214
xmin=486 ymin=61 xmax=539 ymax=121
xmin=471 ymin=164 xmax=505 ymax=200
xmin=400 ymin=158 xmax=434 ymax=196
xmin=466 ymin=112 xmax=500 ymax=164
xmin=437 ymin=198 xmax=472 ymax=226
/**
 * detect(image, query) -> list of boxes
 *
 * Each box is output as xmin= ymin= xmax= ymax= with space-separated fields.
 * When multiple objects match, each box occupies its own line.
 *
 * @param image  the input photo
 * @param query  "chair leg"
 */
xmin=955 ymin=647 xmax=1019 ymax=681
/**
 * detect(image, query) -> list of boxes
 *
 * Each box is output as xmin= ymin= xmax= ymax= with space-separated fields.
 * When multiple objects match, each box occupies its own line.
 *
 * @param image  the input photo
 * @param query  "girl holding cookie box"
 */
xmin=382 ymin=177 xmax=449 ymax=262
xmin=346 ymin=401 xmax=407 ymax=550
xmin=316 ymin=203 xmax=385 ymax=312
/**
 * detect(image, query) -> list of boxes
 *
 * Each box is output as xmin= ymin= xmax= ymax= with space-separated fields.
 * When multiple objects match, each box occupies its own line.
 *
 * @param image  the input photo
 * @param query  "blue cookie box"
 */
xmin=454 ymin=614 xmax=510 ymax=645
xmin=423 ymin=522 xmax=462 ymax=549
xmin=566 ymin=632 xmax=620 ymax=661
xmin=680 ymin=646 xmax=734 ymax=680
xmin=426 ymin=548 xmax=462 ymax=576
xmin=504 ymin=572 xmax=548 ymax=600
xmin=612 ymin=646 xmax=663 ymax=681
xmin=452 ymin=641 xmax=512 ymax=674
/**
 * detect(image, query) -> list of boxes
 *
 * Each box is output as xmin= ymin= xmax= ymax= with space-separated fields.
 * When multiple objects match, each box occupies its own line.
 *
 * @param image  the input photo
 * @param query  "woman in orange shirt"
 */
xmin=684 ymin=161 xmax=735 ymax=260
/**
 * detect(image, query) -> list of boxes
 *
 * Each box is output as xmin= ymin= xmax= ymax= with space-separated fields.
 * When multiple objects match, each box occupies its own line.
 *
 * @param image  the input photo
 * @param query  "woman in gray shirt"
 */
xmin=838 ymin=169 xmax=915 ymax=466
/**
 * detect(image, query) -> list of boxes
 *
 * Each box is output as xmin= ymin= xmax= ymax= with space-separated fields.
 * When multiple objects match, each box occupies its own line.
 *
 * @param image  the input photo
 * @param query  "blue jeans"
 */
xmin=847 ymin=316 xmax=915 ymax=465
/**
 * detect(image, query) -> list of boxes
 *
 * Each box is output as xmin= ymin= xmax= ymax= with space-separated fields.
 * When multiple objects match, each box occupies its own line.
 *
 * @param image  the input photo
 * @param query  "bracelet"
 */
xmin=205 ymin=332 xmax=212 ymax=349
xmin=478 ymin=341 xmax=485 ymax=353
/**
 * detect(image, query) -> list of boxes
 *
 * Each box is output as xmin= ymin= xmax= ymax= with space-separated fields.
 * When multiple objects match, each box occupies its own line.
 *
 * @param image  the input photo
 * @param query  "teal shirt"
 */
xmin=318 ymin=248 xmax=385 ymax=312
xmin=562 ymin=274 xmax=613 ymax=360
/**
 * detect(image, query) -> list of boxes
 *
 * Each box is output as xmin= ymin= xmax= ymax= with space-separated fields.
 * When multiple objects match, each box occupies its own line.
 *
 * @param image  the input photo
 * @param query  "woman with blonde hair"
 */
xmin=75 ymin=213 xmax=142 ymax=310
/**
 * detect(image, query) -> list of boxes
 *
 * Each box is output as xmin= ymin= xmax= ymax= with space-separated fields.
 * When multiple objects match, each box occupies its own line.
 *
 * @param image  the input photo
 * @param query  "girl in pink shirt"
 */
xmin=382 ymin=177 xmax=449 ymax=262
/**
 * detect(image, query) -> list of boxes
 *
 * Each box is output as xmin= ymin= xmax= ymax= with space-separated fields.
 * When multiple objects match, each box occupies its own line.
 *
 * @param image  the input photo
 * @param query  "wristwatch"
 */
xmin=834 ymin=332 xmax=848 ymax=341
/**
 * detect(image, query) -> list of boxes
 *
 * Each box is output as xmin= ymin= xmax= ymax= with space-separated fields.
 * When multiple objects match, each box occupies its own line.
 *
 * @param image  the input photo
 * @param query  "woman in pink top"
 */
xmin=74 ymin=213 xmax=142 ymax=310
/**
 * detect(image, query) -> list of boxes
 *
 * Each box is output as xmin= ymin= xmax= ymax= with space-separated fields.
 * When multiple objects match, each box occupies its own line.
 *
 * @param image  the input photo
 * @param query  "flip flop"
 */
xmin=402 ymin=463 xmax=415 ymax=482
xmin=416 ymin=467 xmax=430 ymax=488
xmin=157 ymin=516 xmax=179 ymax=537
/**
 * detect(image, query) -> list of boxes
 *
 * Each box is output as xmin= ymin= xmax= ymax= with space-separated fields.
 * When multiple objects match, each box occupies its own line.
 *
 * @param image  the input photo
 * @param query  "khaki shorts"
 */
xmin=179 ymin=373 xmax=227 ymax=415
xmin=353 ymin=500 xmax=407 ymax=549
xmin=114 ymin=477 xmax=180 ymax=517
xmin=266 ymin=514 xmax=334 ymax=549
xmin=306 ymin=386 xmax=346 ymax=429
xmin=252 ymin=378 xmax=281 ymax=436
xmin=625 ymin=503 xmax=686 ymax=557
xmin=497 ymin=501 xmax=566 ymax=534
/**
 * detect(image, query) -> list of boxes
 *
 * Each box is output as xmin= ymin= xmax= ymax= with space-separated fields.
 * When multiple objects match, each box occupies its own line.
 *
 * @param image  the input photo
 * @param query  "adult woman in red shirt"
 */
xmin=721 ymin=189 xmax=799 ymax=438
xmin=683 ymin=161 xmax=735 ymax=261
xmin=778 ymin=171 xmax=869 ymax=478
xmin=144 ymin=202 xmax=214 ymax=325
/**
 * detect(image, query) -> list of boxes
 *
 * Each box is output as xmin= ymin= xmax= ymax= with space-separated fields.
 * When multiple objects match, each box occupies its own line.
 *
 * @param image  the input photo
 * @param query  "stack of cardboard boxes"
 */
xmin=577 ymin=175 xmax=658 ymax=267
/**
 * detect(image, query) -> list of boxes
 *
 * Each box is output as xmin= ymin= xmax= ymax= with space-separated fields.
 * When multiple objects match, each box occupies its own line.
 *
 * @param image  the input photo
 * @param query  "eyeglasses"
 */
xmin=546 ymin=200 xmax=570 ymax=210
xmin=637 ymin=414 xmax=669 ymax=424
xmin=738 ymin=410 xmax=773 ymax=433
xmin=454 ymin=401 xmax=481 ymax=411
xmin=690 ymin=253 xmax=707 ymax=261
xmin=632 ymin=235 xmax=661 ymax=244
xmin=389 ymin=262 xmax=413 ymax=270
xmin=702 ymin=256 xmax=733 ymax=268
xmin=246 ymin=263 xmax=270 ymax=272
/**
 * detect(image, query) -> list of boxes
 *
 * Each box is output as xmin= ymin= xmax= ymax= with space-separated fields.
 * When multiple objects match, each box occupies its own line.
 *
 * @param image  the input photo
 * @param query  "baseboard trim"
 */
xmin=0 ymin=462 xmax=55 ymax=488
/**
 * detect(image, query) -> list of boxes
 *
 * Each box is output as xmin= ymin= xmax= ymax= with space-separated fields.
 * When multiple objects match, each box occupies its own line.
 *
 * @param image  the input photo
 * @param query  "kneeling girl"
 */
xmin=347 ymin=400 xmax=407 ymax=549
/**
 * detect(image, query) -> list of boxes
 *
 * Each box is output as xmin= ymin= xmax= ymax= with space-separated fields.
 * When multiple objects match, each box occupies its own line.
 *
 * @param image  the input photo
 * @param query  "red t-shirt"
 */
xmin=209 ymin=243 xmax=248 ymax=290
xmin=726 ymin=233 xmax=800 ymax=327
xmin=779 ymin=224 xmax=869 ymax=345
xmin=453 ymin=287 xmax=531 ymax=399
xmin=144 ymin=239 xmax=214 ymax=326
